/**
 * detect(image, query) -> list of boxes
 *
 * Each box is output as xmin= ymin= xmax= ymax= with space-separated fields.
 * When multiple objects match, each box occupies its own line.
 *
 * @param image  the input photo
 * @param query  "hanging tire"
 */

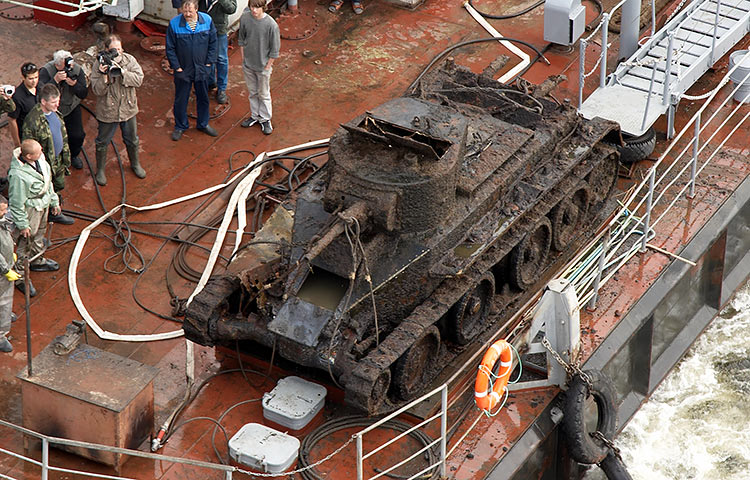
xmin=391 ymin=326 xmax=441 ymax=401
xmin=447 ymin=274 xmax=495 ymax=345
xmin=550 ymin=185 xmax=590 ymax=251
xmin=618 ymin=127 xmax=656 ymax=165
xmin=561 ymin=369 xmax=618 ymax=465
xmin=509 ymin=217 xmax=551 ymax=290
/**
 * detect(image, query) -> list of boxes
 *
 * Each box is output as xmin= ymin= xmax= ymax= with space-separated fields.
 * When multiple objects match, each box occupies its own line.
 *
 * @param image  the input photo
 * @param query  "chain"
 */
xmin=541 ymin=337 xmax=592 ymax=391
xmin=236 ymin=435 xmax=356 ymax=477
xmin=591 ymin=431 xmax=622 ymax=460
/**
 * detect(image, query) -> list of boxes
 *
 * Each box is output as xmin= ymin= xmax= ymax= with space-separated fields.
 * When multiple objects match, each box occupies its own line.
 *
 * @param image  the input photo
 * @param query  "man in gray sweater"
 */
xmin=238 ymin=0 xmax=280 ymax=135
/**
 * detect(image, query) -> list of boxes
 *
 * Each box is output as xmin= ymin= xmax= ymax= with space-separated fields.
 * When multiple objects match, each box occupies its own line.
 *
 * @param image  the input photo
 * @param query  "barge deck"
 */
xmin=1 ymin=0 xmax=750 ymax=478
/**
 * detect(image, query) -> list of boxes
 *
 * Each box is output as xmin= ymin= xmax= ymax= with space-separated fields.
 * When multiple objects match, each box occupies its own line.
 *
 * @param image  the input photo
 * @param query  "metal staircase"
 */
xmin=579 ymin=0 xmax=750 ymax=136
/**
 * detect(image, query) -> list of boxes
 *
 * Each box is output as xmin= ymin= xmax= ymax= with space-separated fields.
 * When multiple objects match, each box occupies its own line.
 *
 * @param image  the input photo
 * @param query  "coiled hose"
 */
xmin=299 ymin=416 xmax=439 ymax=480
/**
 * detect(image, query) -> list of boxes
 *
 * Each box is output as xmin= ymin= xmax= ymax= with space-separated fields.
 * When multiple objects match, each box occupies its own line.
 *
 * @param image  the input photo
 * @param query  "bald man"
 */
xmin=8 ymin=139 xmax=62 ymax=297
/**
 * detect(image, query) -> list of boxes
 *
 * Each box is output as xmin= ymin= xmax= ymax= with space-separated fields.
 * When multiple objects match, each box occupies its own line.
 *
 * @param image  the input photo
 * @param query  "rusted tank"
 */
xmin=184 ymin=62 xmax=621 ymax=414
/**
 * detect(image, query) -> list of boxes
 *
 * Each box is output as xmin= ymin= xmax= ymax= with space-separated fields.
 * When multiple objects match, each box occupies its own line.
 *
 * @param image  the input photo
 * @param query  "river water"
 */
xmin=589 ymin=283 xmax=750 ymax=479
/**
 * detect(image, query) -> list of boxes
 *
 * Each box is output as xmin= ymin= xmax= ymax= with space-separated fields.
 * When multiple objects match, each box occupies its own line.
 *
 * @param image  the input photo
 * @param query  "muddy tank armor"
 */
xmin=184 ymin=62 xmax=621 ymax=414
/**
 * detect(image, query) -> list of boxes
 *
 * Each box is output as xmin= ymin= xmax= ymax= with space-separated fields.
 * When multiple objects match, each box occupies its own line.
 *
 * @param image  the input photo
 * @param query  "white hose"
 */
xmin=463 ymin=1 xmax=531 ymax=84
xmin=68 ymin=138 xmax=329 ymax=343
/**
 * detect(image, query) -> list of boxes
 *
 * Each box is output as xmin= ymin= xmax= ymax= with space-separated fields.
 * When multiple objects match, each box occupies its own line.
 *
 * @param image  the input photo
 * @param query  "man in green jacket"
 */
xmin=21 ymin=83 xmax=74 ymax=225
xmin=90 ymin=34 xmax=145 ymax=186
xmin=0 ymin=195 xmax=20 ymax=353
xmin=8 ymin=139 xmax=62 ymax=297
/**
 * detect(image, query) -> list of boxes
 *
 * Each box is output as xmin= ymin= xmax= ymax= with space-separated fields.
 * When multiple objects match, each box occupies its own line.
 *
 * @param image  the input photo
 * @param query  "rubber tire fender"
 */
xmin=561 ymin=369 xmax=618 ymax=465
xmin=618 ymin=127 xmax=656 ymax=165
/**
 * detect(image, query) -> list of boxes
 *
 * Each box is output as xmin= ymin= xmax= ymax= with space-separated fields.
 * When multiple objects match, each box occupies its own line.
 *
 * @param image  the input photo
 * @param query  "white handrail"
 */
xmin=565 ymin=52 xmax=750 ymax=309
xmin=0 ymin=0 xmax=110 ymax=17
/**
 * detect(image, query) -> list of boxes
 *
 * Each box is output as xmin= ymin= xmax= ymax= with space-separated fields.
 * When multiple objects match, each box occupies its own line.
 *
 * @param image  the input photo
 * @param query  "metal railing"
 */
xmin=0 ymin=0 xmax=112 ymax=17
xmin=355 ymin=385 xmax=447 ymax=480
xmin=0 ymin=385 xmax=450 ymax=480
xmin=564 ymin=50 xmax=750 ymax=310
xmin=577 ymin=0 xmax=729 ymax=127
xmin=0 ymin=419 xmax=236 ymax=480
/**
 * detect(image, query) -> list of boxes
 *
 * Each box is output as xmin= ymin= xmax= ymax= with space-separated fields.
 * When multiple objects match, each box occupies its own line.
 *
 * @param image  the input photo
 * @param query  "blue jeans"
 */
xmin=173 ymin=76 xmax=210 ymax=130
xmin=210 ymin=34 xmax=229 ymax=92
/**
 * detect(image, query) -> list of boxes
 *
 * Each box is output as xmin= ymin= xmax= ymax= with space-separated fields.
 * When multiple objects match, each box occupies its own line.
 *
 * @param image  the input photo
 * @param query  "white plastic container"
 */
xmin=262 ymin=376 xmax=327 ymax=430
xmin=228 ymin=423 xmax=300 ymax=473
xmin=729 ymin=50 xmax=750 ymax=103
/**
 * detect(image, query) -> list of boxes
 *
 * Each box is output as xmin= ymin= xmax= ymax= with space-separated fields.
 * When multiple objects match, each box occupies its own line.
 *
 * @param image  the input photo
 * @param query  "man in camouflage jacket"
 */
xmin=21 ymin=83 xmax=70 ymax=193
xmin=1 ymin=92 xmax=16 ymax=165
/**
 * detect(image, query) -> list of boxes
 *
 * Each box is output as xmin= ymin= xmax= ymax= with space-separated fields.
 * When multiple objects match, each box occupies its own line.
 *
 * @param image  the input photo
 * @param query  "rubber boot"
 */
xmin=95 ymin=148 xmax=107 ymax=186
xmin=127 ymin=145 xmax=146 ymax=179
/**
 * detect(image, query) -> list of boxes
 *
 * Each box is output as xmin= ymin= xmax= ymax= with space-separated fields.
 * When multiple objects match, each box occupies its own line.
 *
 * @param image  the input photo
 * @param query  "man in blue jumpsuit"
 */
xmin=166 ymin=0 xmax=218 ymax=141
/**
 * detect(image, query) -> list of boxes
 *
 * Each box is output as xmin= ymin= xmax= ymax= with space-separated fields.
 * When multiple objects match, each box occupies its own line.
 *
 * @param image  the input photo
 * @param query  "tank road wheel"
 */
xmin=550 ymin=185 xmax=590 ymax=251
xmin=585 ymin=153 xmax=618 ymax=204
xmin=368 ymin=369 xmax=392 ymax=413
xmin=510 ymin=217 xmax=552 ymax=290
xmin=448 ymin=274 xmax=495 ymax=345
xmin=391 ymin=326 xmax=441 ymax=401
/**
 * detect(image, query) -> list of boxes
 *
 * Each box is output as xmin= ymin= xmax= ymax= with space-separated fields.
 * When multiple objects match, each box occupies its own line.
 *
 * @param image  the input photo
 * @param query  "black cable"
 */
xmin=408 ymin=37 xmax=549 ymax=93
xmin=163 ymin=416 xmax=231 ymax=463
xmin=468 ymin=0 xmax=543 ymax=20
xmin=585 ymin=0 xmax=604 ymax=31
xmin=299 ymin=416 xmax=439 ymax=480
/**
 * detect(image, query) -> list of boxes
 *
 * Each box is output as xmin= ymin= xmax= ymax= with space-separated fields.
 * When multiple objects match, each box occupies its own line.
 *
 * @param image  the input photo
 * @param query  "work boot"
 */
xmin=127 ymin=145 xmax=146 ymax=179
xmin=0 ymin=336 xmax=11 ymax=353
xmin=95 ymin=148 xmax=107 ymax=186
xmin=15 ymin=280 xmax=36 ymax=297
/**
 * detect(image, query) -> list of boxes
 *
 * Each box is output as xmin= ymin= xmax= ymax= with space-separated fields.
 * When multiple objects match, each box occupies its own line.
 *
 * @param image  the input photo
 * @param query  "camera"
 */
xmin=63 ymin=57 xmax=76 ymax=77
xmin=1 ymin=85 xmax=14 ymax=96
xmin=97 ymin=48 xmax=121 ymax=77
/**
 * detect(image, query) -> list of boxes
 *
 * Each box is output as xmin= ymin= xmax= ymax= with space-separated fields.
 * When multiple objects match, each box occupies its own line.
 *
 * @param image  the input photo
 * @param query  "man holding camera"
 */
xmin=0 ymin=89 xmax=16 ymax=176
xmin=90 ymin=34 xmax=145 ymax=186
xmin=38 ymin=50 xmax=88 ymax=171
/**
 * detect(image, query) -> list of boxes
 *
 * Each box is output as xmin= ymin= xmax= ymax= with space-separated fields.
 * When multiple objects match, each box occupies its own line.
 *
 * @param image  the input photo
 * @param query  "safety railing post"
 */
xmin=356 ymin=434 xmax=364 ymax=480
xmin=579 ymin=39 xmax=587 ymax=108
xmin=641 ymin=66 xmax=658 ymax=132
xmin=711 ymin=0 xmax=722 ymax=63
xmin=689 ymin=113 xmax=701 ymax=198
xmin=440 ymin=385 xmax=447 ymax=478
xmin=42 ymin=438 xmax=49 ymax=480
xmin=225 ymin=471 xmax=233 ymax=480
xmin=600 ymin=13 xmax=610 ymax=89
xmin=663 ymin=32 xmax=675 ymax=105
xmin=651 ymin=0 xmax=656 ymax=37
xmin=587 ymin=230 xmax=610 ymax=311
xmin=640 ymin=169 xmax=656 ymax=252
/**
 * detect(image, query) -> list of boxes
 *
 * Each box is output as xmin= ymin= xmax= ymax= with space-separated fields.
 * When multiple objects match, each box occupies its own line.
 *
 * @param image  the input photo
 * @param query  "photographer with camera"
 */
xmin=39 ymin=50 xmax=88 ymax=170
xmin=0 ymin=87 xmax=16 ymax=165
xmin=90 ymin=34 xmax=145 ymax=186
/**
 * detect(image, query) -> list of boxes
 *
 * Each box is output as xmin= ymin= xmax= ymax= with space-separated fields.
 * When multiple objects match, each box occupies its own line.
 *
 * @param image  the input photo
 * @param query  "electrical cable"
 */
xmin=407 ymin=36 xmax=548 ymax=93
xmin=467 ymin=0 xmax=543 ymax=20
xmin=299 ymin=416 xmax=439 ymax=480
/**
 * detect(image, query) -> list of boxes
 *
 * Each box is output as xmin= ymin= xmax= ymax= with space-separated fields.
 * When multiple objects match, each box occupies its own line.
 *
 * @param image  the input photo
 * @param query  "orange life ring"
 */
xmin=474 ymin=339 xmax=513 ymax=411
